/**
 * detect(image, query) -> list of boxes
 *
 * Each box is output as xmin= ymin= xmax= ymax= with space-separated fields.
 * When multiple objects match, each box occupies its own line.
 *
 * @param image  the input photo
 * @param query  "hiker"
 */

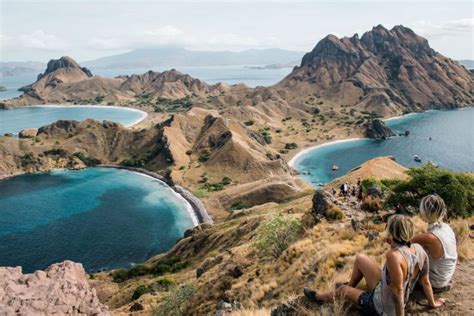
xmin=351 ymin=185 xmax=357 ymax=197
xmin=304 ymin=215 xmax=445 ymax=316
xmin=411 ymin=195 xmax=457 ymax=292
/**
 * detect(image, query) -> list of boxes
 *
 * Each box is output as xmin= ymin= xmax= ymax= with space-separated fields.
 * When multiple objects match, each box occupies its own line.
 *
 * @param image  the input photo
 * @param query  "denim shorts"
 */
xmin=358 ymin=291 xmax=380 ymax=316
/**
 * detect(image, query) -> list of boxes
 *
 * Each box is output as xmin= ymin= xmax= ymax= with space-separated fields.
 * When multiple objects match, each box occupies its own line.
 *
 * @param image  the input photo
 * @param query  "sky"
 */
xmin=0 ymin=0 xmax=473 ymax=62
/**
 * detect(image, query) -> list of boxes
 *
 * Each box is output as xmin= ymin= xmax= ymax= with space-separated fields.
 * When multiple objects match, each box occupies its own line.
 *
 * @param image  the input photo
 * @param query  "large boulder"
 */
xmin=364 ymin=119 xmax=395 ymax=139
xmin=0 ymin=260 xmax=109 ymax=315
xmin=312 ymin=189 xmax=333 ymax=216
xmin=18 ymin=128 xmax=38 ymax=138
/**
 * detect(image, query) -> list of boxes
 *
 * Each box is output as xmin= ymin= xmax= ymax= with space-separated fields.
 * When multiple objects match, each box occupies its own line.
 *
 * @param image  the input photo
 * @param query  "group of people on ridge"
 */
xmin=304 ymin=195 xmax=457 ymax=316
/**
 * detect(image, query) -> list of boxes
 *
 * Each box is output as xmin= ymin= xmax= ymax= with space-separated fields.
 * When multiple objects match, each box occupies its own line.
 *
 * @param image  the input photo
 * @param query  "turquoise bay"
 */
xmin=0 ymin=168 xmax=195 ymax=273
xmin=292 ymin=108 xmax=474 ymax=186
xmin=0 ymin=105 xmax=147 ymax=135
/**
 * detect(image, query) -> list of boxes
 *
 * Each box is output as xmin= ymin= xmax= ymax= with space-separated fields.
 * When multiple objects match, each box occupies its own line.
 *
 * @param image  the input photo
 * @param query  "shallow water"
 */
xmin=0 ymin=168 xmax=195 ymax=272
xmin=292 ymin=108 xmax=474 ymax=187
xmin=0 ymin=106 xmax=146 ymax=135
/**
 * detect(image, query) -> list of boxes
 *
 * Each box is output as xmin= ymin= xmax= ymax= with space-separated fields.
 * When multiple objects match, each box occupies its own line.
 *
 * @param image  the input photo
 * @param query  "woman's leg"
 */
xmin=347 ymin=254 xmax=381 ymax=291
xmin=315 ymin=285 xmax=364 ymax=305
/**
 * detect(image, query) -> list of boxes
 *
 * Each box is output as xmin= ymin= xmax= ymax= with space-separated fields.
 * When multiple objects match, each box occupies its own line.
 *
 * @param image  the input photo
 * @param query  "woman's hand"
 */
xmin=430 ymin=298 xmax=446 ymax=308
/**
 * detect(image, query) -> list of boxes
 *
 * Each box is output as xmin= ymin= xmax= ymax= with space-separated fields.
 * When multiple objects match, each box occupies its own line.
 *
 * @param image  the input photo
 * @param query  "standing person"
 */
xmin=304 ymin=215 xmax=445 ymax=316
xmin=411 ymin=195 xmax=457 ymax=292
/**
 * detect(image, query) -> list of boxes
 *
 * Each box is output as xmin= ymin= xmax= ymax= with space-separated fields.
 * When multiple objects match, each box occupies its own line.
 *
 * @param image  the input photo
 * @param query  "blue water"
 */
xmin=94 ymin=65 xmax=292 ymax=88
xmin=293 ymin=108 xmax=474 ymax=186
xmin=0 ymin=106 xmax=146 ymax=135
xmin=0 ymin=73 xmax=38 ymax=100
xmin=0 ymin=168 xmax=195 ymax=272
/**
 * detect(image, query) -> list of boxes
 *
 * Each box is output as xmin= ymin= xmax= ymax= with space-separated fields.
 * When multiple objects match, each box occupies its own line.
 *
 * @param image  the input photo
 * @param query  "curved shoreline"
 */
xmin=21 ymin=104 xmax=149 ymax=127
xmin=98 ymin=165 xmax=213 ymax=226
xmin=288 ymin=138 xmax=364 ymax=168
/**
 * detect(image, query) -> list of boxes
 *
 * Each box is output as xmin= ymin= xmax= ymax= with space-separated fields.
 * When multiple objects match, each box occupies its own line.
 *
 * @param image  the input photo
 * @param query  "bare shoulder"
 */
xmin=386 ymin=249 xmax=404 ymax=262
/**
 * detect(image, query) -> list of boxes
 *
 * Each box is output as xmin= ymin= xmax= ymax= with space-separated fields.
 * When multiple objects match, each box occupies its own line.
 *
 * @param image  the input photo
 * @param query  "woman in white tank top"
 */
xmin=412 ymin=195 xmax=458 ymax=290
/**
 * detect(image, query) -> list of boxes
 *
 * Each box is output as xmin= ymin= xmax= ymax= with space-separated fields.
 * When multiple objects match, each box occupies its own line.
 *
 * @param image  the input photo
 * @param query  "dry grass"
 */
xmin=451 ymin=218 xmax=473 ymax=261
xmin=228 ymin=308 xmax=272 ymax=316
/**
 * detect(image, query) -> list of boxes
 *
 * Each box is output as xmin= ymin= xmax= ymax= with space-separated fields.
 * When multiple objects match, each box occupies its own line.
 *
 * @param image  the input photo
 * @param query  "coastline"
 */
xmin=18 ymin=104 xmax=149 ymax=127
xmin=98 ymin=165 xmax=213 ymax=226
xmin=288 ymin=138 xmax=364 ymax=168
xmin=0 ymin=165 xmax=213 ymax=227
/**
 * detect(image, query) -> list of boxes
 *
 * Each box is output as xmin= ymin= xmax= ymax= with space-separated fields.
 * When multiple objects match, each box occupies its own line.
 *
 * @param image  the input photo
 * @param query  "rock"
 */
xmin=0 ymin=260 xmax=109 ymax=315
xmin=367 ymin=231 xmax=379 ymax=241
xmin=366 ymin=184 xmax=383 ymax=197
xmin=18 ymin=128 xmax=38 ymax=138
xmin=183 ymin=223 xmax=212 ymax=238
xmin=38 ymin=56 xmax=93 ymax=80
xmin=129 ymin=302 xmax=144 ymax=312
xmin=0 ymin=85 xmax=6 ymax=92
xmin=312 ymin=190 xmax=333 ymax=216
xmin=351 ymin=218 xmax=362 ymax=231
xmin=215 ymin=300 xmax=241 ymax=316
xmin=364 ymin=119 xmax=395 ymax=139
xmin=196 ymin=255 xmax=223 ymax=278
xmin=228 ymin=265 xmax=243 ymax=278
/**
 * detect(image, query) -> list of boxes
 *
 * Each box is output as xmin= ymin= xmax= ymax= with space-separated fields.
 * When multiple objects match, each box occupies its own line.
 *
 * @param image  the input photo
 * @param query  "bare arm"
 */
xmin=419 ymin=258 xmax=445 ymax=308
xmin=386 ymin=251 xmax=405 ymax=316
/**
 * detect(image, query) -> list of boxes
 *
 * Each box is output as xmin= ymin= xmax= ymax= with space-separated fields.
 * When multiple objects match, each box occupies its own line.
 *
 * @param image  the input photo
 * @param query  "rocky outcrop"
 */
xmin=18 ymin=128 xmax=37 ymax=138
xmin=280 ymin=25 xmax=473 ymax=116
xmin=364 ymin=119 xmax=395 ymax=139
xmin=37 ymin=56 xmax=93 ymax=81
xmin=312 ymin=189 xmax=334 ymax=216
xmin=0 ymin=260 xmax=109 ymax=315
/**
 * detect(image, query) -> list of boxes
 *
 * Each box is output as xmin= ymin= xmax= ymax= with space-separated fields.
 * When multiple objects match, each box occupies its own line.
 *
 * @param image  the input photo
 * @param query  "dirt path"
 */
xmin=407 ymin=260 xmax=474 ymax=315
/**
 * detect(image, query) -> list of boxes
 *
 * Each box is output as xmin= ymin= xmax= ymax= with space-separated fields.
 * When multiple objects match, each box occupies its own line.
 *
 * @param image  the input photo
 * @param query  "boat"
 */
xmin=414 ymin=155 xmax=422 ymax=163
xmin=332 ymin=165 xmax=339 ymax=171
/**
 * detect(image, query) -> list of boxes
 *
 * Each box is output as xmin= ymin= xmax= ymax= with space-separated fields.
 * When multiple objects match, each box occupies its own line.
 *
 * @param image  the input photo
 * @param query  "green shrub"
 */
xmin=154 ymin=277 xmax=176 ymax=290
xmin=222 ymin=177 xmax=232 ymax=185
xmin=132 ymin=284 xmax=151 ymax=300
xmin=43 ymin=148 xmax=67 ymax=157
xmin=253 ymin=214 xmax=304 ymax=258
xmin=152 ymin=257 xmax=188 ymax=276
xmin=360 ymin=178 xmax=381 ymax=194
xmin=154 ymin=284 xmax=197 ymax=316
xmin=259 ymin=130 xmax=272 ymax=144
xmin=244 ymin=120 xmax=255 ymax=126
xmin=72 ymin=152 xmax=101 ymax=166
xmin=384 ymin=165 xmax=474 ymax=217
xmin=198 ymin=150 xmax=210 ymax=163
xmin=229 ymin=201 xmax=248 ymax=211
xmin=128 ymin=264 xmax=150 ymax=278
xmin=284 ymin=143 xmax=298 ymax=150
xmin=112 ymin=269 xmax=129 ymax=283
xmin=120 ymin=157 xmax=146 ymax=168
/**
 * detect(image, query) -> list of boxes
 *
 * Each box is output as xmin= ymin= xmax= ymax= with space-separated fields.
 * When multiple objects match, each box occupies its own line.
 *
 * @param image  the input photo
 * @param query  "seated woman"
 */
xmin=411 ymin=195 xmax=457 ymax=291
xmin=304 ymin=215 xmax=444 ymax=316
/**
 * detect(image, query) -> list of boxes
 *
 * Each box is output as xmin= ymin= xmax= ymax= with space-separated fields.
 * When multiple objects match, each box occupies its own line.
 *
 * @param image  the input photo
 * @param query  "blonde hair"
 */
xmin=386 ymin=215 xmax=415 ymax=246
xmin=420 ymin=195 xmax=447 ymax=225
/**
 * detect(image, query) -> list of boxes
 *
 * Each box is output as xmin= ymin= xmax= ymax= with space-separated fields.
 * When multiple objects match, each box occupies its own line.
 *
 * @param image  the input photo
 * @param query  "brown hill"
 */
xmin=9 ymin=57 xmax=231 ymax=105
xmin=278 ymin=25 xmax=473 ymax=117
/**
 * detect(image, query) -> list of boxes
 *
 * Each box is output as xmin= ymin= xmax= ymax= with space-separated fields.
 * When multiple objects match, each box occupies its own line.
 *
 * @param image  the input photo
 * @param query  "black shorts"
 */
xmin=358 ymin=291 xmax=380 ymax=316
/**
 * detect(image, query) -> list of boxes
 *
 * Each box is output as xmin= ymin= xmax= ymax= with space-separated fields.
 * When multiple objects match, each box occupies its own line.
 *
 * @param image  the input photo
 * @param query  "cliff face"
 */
xmin=280 ymin=25 xmax=473 ymax=116
xmin=0 ymin=260 xmax=109 ymax=315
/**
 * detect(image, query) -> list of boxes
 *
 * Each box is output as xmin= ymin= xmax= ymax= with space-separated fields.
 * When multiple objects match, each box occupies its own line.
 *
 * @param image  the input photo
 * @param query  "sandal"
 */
xmin=304 ymin=287 xmax=321 ymax=303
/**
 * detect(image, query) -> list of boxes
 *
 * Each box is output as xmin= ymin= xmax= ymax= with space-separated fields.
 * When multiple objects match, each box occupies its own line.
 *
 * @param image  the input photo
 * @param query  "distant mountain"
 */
xmin=279 ymin=25 xmax=473 ymax=115
xmin=458 ymin=60 xmax=474 ymax=69
xmin=82 ymin=47 xmax=303 ymax=69
xmin=0 ymin=61 xmax=44 ymax=77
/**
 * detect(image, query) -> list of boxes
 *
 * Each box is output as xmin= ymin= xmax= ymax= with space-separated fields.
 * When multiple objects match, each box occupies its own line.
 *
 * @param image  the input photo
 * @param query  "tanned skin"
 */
xmin=411 ymin=233 xmax=444 ymax=259
xmin=312 ymin=238 xmax=445 ymax=316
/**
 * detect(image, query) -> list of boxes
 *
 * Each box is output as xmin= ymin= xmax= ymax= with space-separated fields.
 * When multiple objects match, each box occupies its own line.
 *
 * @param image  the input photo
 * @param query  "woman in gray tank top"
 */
xmin=412 ymin=195 xmax=458 ymax=290
xmin=304 ymin=215 xmax=445 ymax=316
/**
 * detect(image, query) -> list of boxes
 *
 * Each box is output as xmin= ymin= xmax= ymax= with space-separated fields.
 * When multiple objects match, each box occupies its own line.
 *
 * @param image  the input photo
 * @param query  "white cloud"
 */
xmin=88 ymin=25 xmax=282 ymax=51
xmin=413 ymin=18 xmax=474 ymax=38
xmin=1 ymin=30 xmax=66 ymax=51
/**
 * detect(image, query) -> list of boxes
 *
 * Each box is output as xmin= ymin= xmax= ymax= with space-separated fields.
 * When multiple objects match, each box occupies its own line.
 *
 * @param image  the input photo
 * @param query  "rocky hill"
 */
xmin=0 ymin=260 xmax=109 ymax=315
xmin=278 ymin=25 xmax=473 ymax=117
xmin=7 ymin=57 xmax=232 ymax=106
